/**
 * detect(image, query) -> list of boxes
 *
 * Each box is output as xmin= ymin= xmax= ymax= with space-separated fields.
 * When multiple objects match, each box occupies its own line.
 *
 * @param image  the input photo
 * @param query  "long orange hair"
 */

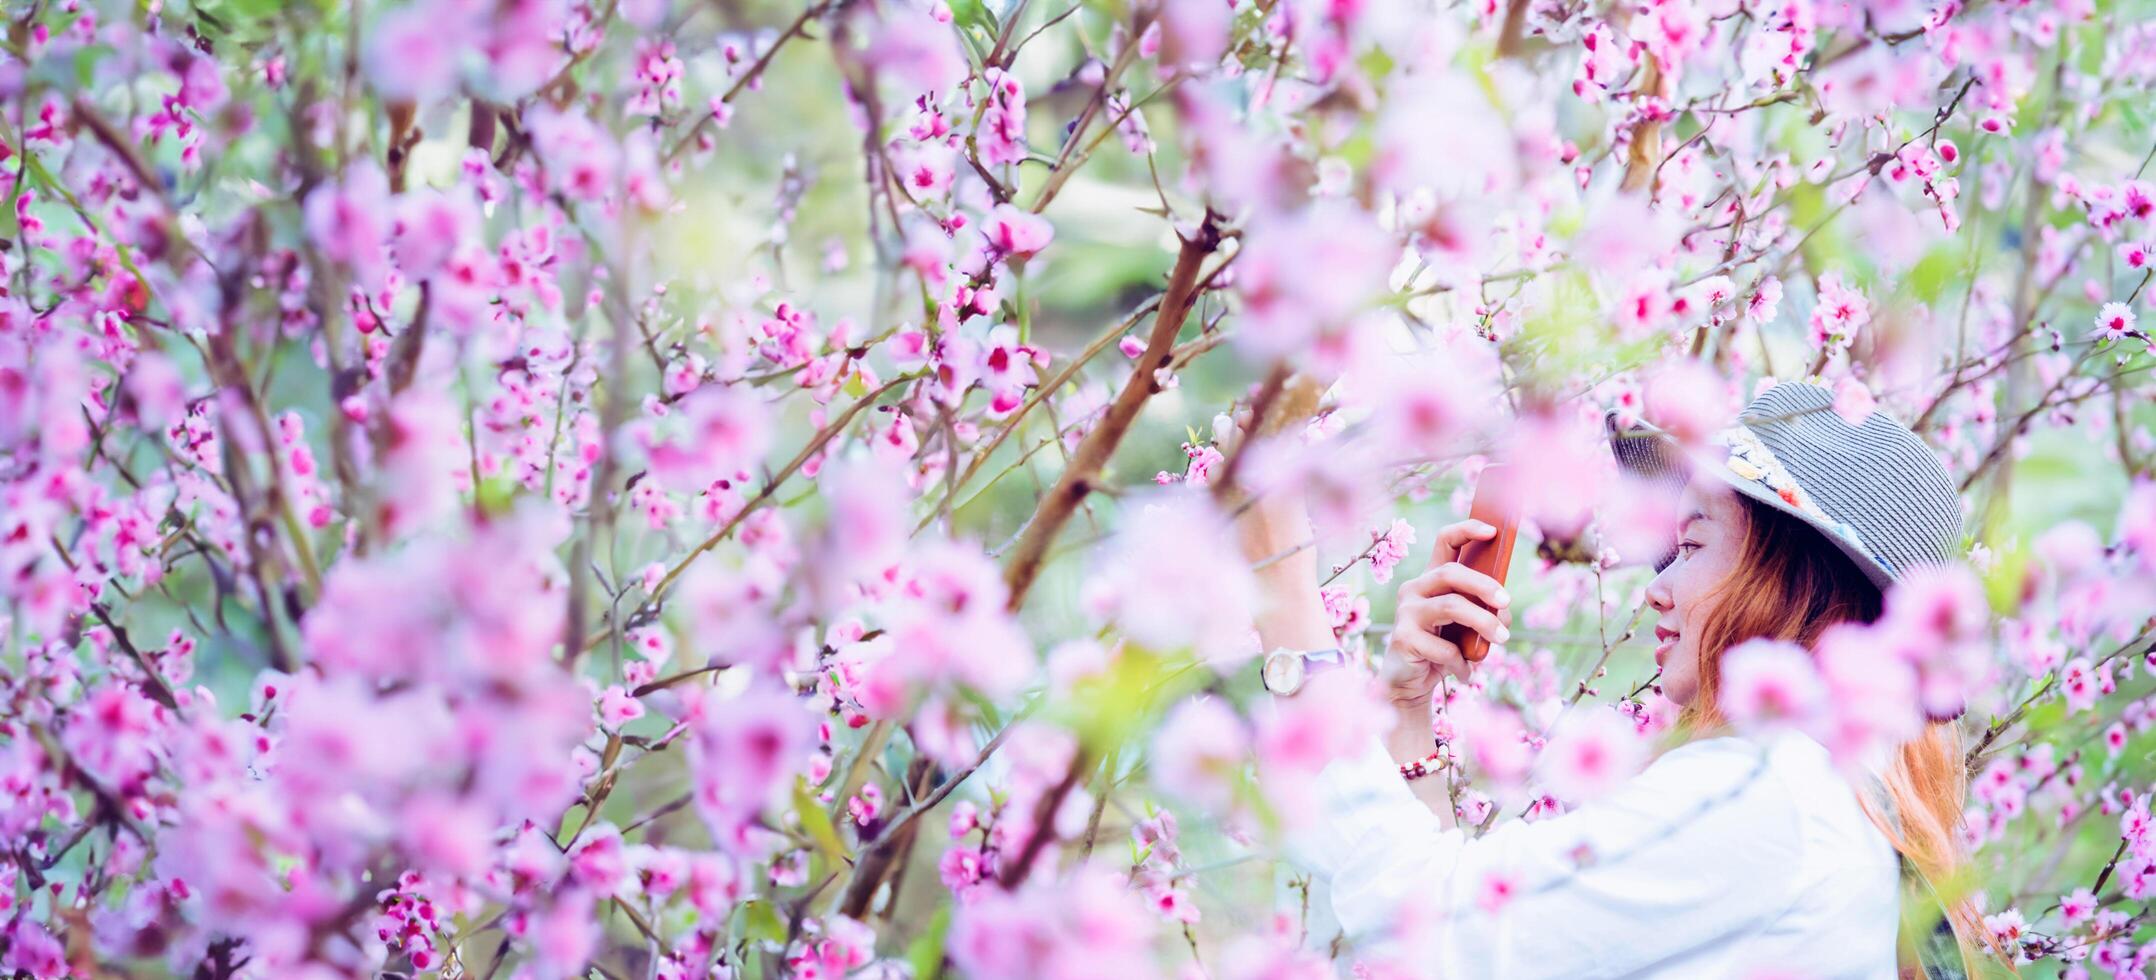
xmin=1677 ymin=493 xmax=2009 ymax=978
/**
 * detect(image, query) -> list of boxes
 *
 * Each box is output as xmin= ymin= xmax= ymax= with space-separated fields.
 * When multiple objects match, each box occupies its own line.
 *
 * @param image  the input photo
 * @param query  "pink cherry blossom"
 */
xmin=982 ymin=203 xmax=1054 ymax=258
xmin=1367 ymin=518 xmax=1416 ymax=584
xmin=2096 ymin=300 xmax=2138 ymax=340
xmin=1808 ymin=272 xmax=1872 ymax=350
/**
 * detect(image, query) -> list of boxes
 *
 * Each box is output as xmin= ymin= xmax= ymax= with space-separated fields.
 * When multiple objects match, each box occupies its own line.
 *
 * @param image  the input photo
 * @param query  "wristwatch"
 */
xmin=1261 ymin=645 xmax=1349 ymax=696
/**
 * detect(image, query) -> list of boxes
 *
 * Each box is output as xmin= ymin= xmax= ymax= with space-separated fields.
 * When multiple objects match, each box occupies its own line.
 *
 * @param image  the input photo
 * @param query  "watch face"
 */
xmin=1263 ymin=652 xmax=1305 ymax=694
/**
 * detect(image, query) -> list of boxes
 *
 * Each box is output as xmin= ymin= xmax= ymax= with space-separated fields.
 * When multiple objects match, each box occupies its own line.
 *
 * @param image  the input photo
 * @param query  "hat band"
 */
xmin=1707 ymin=424 xmax=1878 ymax=564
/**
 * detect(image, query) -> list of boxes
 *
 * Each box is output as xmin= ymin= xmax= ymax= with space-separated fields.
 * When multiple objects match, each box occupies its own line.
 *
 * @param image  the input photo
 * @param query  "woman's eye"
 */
xmin=1677 ymin=540 xmax=1702 ymax=555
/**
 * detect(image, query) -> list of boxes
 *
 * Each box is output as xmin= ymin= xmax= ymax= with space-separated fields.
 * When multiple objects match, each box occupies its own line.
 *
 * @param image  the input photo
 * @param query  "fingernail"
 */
xmin=1494 ymin=588 xmax=1511 ymax=605
xmin=1495 ymin=626 xmax=1511 ymax=643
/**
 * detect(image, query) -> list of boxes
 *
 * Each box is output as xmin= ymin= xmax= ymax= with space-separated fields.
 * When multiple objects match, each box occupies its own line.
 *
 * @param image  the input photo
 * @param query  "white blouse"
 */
xmin=1284 ymin=726 xmax=1903 ymax=978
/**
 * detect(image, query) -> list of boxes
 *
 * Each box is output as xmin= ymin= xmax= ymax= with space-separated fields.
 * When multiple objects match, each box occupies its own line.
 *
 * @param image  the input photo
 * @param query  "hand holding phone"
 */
xmin=1380 ymin=465 xmax=1521 ymax=706
xmin=1436 ymin=464 xmax=1520 ymax=664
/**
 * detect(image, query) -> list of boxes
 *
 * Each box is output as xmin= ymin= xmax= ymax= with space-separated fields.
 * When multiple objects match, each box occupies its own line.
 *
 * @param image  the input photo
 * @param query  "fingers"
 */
xmin=1425 ymin=519 xmax=1499 ymax=572
xmin=1388 ymin=625 xmax=1470 ymax=684
xmin=1220 ymin=407 xmax=1253 ymax=454
xmin=1399 ymin=559 xmax=1512 ymax=611
xmin=1400 ymin=593 xmax=1512 ymax=647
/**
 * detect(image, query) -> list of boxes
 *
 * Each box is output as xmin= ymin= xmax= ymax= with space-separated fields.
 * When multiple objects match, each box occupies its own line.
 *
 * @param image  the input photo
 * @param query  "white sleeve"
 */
xmin=1288 ymin=733 xmax=1807 ymax=979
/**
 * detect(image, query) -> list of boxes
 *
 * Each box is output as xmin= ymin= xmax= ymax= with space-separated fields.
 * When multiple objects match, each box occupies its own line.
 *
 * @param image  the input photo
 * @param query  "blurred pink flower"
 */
xmin=947 ymin=866 xmax=1158 ymax=979
xmin=397 ymin=792 xmax=495 ymax=880
xmin=641 ymin=383 xmax=772 ymax=494
xmin=1159 ymin=0 xmax=1231 ymax=68
xmin=3 ymin=918 xmax=64 ymax=979
xmin=1810 ymin=622 xmax=1924 ymax=765
xmin=525 ymin=105 xmax=621 ymax=202
xmin=1231 ymin=202 xmax=1396 ymax=365
xmin=61 ymin=683 xmax=164 ymax=793
xmin=2122 ymin=479 xmax=2156 ymax=576
xmin=804 ymin=455 xmax=910 ymax=612
xmin=684 ymin=682 xmax=818 ymax=856
xmin=1640 ymin=357 xmax=1735 ymax=446
xmin=376 ymin=387 xmax=465 ymax=539
xmin=1534 ymin=705 xmax=1648 ymax=802
xmin=1830 ymin=375 xmax=1878 ymax=426
xmin=598 ymin=685 xmax=645 ymax=728
xmin=1100 ymin=490 xmax=1258 ymax=666
xmin=303 ymin=162 xmax=393 ymax=291
xmin=1255 ymin=669 xmax=1390 ymax=782
xmin=1574 ymin=192 xmax=1678 ymax=281
xmin=847 ymin=540 xmax=1033 ymax=718
xmin=863 ymin=1 xmax=968 ymax=98
xmin=568 ymin=824 xmax=630 ymax=896
xmin=1720 ymin=639 xmax=1828 ymax=731
xmin=1449 ymin=694 xmax=1534 ymax=790
xmin=522 ymin=888 xmax=600 ymax=980
xmin=1351 ymin=336 xmax=1499 ymax=459
xmin=1151 ymin=696 xmax=1249 ymax=811
xmin=394 ymin=188 xmax=482 ymax=281
xmin=1491 ymin=410 xmax=1614 ymax=540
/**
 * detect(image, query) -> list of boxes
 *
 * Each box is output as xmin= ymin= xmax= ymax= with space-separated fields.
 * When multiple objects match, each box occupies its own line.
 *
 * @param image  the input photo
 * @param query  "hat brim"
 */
xmin=1603 ymin=411 xmax=1895 ymax=592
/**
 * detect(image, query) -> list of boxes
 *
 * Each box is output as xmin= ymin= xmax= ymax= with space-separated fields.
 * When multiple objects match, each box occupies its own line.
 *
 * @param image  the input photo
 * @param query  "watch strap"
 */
xmin=1301 ymin=646 xmax=1348 ymax=671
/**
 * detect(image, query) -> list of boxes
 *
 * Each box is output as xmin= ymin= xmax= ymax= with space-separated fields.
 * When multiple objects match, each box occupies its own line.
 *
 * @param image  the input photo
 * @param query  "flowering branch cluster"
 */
xmin=0 ymin=0 xmax=2153 ymax=977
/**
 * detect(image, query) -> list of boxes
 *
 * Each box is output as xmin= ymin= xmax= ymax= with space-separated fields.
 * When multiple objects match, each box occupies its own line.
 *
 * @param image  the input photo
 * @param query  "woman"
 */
xmin=1237 ymin=380 xmax=2001 ymax=978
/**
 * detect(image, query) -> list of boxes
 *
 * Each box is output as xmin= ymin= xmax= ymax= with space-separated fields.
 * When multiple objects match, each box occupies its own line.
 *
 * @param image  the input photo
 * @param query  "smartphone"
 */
xmin=1437 ymin=463 xmax=1519 ymax=663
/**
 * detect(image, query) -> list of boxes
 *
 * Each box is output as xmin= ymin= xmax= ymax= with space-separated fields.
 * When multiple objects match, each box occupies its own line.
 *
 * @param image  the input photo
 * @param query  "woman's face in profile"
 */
xmin=1644 ymin=475 xmax=1747 ymax=706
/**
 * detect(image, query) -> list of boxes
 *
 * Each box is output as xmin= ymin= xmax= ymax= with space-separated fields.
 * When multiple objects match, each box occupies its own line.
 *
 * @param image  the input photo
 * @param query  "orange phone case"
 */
xmin=1437 ymin=464 xmax=1518 ymax=663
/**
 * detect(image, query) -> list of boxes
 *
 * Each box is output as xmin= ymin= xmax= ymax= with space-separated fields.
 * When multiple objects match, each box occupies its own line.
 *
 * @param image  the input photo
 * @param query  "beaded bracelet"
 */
xmin=1399 ymin=748 xmax=1449 ymax=782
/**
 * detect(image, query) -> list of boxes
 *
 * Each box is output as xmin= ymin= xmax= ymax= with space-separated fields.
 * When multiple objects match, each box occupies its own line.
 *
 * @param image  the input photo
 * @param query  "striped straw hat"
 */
xmin=1605 ymin=379 xmax=1967 ymax=591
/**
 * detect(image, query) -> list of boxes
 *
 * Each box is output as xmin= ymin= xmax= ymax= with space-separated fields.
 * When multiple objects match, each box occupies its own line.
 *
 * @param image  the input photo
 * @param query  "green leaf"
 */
xmin=905 ymin=903 xmax=953 ymax=978
xmin=793 ymin=779 xmax=848 ymax=865
xmin=1045 ymin=646 xmax=1207 ymax=755
xmin=738 ymin=899 xmax=786 ymax=945
xmin=474 ymin=474 xmax=520 ymax=517
xmin=947 ymin=0 xmax=995 ymax=36
xmin=1979 ymin=538 xmax=2028 ymax=616
xmin=1904 ymin=244 xmax=1960 ymax=305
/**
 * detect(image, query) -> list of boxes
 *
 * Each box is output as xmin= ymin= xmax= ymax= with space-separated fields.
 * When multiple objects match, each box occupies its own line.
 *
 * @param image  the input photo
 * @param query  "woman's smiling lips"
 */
xmin=1653 ymin=625 xmax=1680 ymax=665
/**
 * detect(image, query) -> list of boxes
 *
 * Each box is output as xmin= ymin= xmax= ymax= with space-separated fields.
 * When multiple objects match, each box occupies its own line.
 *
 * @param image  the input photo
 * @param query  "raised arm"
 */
xmin=1232 ymin=488 xmax=1512 ymax=822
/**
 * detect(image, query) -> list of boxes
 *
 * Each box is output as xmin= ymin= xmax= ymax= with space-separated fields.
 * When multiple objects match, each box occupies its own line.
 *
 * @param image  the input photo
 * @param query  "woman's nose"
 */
xmin=1644 ymin=565 xmax=1674 ymax=614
